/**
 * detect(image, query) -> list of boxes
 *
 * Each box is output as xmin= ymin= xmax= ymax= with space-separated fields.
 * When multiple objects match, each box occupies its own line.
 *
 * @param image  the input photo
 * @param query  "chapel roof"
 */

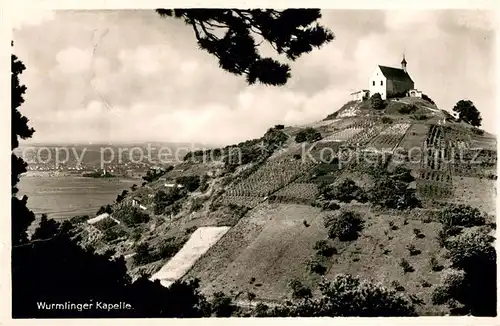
xmin=378 ymin=65 xmax=413 ymax=83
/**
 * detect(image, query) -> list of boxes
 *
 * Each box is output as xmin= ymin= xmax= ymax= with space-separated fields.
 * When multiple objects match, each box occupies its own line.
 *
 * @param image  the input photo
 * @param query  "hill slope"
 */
xmin=72 ymin=96 xmax=497 ymax=315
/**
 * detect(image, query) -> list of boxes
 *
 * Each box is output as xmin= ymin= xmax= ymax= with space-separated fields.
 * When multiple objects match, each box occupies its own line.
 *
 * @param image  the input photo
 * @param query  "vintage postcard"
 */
xmin=4 ymin=1 xmax=498 ymax=324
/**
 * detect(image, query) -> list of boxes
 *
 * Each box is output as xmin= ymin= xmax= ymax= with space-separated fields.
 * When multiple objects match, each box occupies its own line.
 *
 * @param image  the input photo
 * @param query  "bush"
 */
xmin=153 ymin=188 xmax=184 ymax=215
xmin=96 ymin=204 xmax=113 ymax=216
xmin=288 ymin=279 xmax=312 ymax=300
xmin=429 ymin=256 xmax=444 ymax=272
xmin=295 ymin=127 xmax=322 ymax=143
xmin=431 ymin=269 xmax=466 ymax=306
xmin=440 ymin=228 xmax=496 ymax=316
xmin=271 ymin=274 xmax=416 ymax=316
xmin=391 ymin=280 xmax=405 ymax=292
xmin=133 ymin=242 xmax=153 ymax=266
xmin=328 ymin=179 xmax=367 ymax=203
xmin=92 ymin=217 xmax=118 ymax=231
xmin=325 ymin=211 xmax=364 ymax=241
xmin=158 ymin=240 xmax=184 ymax=260
xmin=211 ymin=292 xmax=236 ymax=317
xmin=114 ymin=205 xmax=150 ymax=226
xmin=115 ymin=190 xmax=128 ymax=203
xmin=369 ymin=176 xmax=420 ymax=210
xmin=176 ymin=175 xmax=201 ymax=192
xmin=274 ymin=124 xmax=285 ymax=130
xmin=381 ymin=116 xmax=393 ymax=124
xmin=398 ymin=104 xmax=417 ymax=114
xmin=439 ymin=204 xmax=486 ymax=231
xmin=422 ymin=94 xmax=435 ymax=105
xmin=406 ymin=244 xmax=421 ymax=256
xmin=69 ymin=215 xmax=90 ymax=224
xmin=254 ymin=303 xmax=269 ymax=317
xmin=411 ymin=114 xmax=428 ymax=120
xmin=370 ymin=93 xmax=385 ymax=110
xmin=400 ymin=258 xmax=414 ymax=273
xmin=314 ymin=240 xmax=337 ymax=257
xmin=307 ymin=258 xmax=327 ymax=275
xmin=102 ymin=227 xmax=127 ymax=242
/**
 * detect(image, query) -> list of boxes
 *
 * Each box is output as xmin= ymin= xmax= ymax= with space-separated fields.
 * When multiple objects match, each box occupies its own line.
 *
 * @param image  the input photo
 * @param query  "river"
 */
xmin=17 ymin=173 xmax=139 ymax=220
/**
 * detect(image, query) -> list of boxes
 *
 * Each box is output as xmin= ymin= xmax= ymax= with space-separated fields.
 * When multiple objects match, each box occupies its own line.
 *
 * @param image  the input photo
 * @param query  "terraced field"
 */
xmin=186 ymin=203 xmax=327 ymax=301
xmin=347 ymin=124 xmax=387 ymax=147
xmin=318 ymin=128 xmax=363 ymax=142
xmin=219 ymin=195 xmax=263 ymax=208
xmin=272 ymin=183 xmax=319 ymax=204
xmin=417 ymin=125 xmax=453 ymax=200
xmin=224 ymin=158 xmax=316 ymax=197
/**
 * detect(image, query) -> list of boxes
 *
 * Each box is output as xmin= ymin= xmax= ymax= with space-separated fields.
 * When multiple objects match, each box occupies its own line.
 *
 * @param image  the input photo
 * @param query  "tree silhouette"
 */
xmin=156 ymin=9 xmax=334 ymax=85
xmin=452 ymin=100 xmax=482 ymax=127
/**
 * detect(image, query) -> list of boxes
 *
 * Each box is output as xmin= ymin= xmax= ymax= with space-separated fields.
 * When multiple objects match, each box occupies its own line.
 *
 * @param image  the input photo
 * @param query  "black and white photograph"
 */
xmin=7 ymin=5 xmax=498 ymax=320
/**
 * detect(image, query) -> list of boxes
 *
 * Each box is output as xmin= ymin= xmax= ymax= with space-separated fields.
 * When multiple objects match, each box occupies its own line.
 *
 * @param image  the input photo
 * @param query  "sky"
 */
xmin=13 ymin=9 xmax=496 ymax=145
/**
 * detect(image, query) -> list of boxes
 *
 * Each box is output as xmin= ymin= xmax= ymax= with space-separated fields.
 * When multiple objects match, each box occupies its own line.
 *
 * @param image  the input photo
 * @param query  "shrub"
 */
xmin=325 ymin=211 xmax=364 ymax=241
xmin=158 ymin=241 xmax=184 ymax=260
xmin=190 ymin=198 xmax=204 ymax=212
xmin=400 ymin=258 xmax=414 ymax=273
xmin=153 ymin=188 xmax=184 ymax=215
xmin=254 ymin=303 xmax=269 ymax=317
xmin=369 ymin=176 xmax=420 ymax=210
xmin=314 ymin=240 xmax=337 ymax=257
xmin=274 ymin=124 xmax=285 ymax=130
xmin=420 ymin=279 xmax=432 ymax=288
xmin=446 ymin=228 xmax=495 ymax=270
xmin=391 ymin=280 xmax=405 ymax=292
xmin=176 ymin=175 xmax=201 ymax=192
xmin=211 ymin=292 xmax=236 ymax=317
xmin=398 ymin=104 xmax=417 ymax=114
xmin=370 ymin=93 xmax=385 ymax=110
xmin=102 ymin=227 xmax=127 ymax=242
xmin=422 ymin=94 xmax=435 ymax=105
xmin=381 ymin=116 xmax=393 ymax=124
xmin=114 ymin=205 xmax=150 ymax=226
xmin=92 ymin=217 xmax=118 ymax=231
xmin=328 ymin=179 xmax=367 ymax=203
xmin=429 ymin=256 xmax=444 ymax=272
xmin=133 ymin=242 xmax=153 ymax=266
xmin=307 ymin=258 xmax=327 ymax=275
xmin=69 ymin=215 xmax=90 ymax=224
xmin=96 ymin=204 xmax=113 ymax=216
xmin=431 ymin=269 xmax=466 ymax=306
xmin=411 ymin=114 xmax=428 ymax=120
xmin=439 ymin=204 xmax=486 ymax=230
xmin=406 ymin=244 xmax=421 ymax=256
xmin=272 ymin=274 xmax=417 ymax=316
xmin=295 ymin=127 xmax=322 ymax=143
xmin=322 ymin=201 xmax=341 ymax=211
xmin=288 ymin=279 xmax=312 ymax=300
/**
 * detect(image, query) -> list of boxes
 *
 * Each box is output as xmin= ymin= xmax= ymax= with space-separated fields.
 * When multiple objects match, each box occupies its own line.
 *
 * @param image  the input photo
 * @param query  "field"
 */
xmin=319 ymin=128 xmax=363 ymax=142
xmin=272 ymin=182 xmax=319 ymax=204
xmin=224 ymin=157 xmax=316 ymax=197
xmin=151 ymin=226 xmax=230 ymax=287
xmin=187 ymin=203 xmax=327 ymax=301
xmin=323 ymin=207 xmax=448 ymax=315
xmin=368 ymin=133 xmax=405 ymax=153
xmin=219 ymin=195 xmax=263 ymax=208
xmin=184 ymin=202 xmax=450 ymax=315
xmin=450 ymin=176 xmax=496 ymax=216
xmin=347 ymin=124 xmax=387 ymax=146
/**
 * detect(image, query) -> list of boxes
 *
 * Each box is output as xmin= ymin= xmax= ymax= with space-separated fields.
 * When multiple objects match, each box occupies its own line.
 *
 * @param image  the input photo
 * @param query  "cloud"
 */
xmin=55 ymin=47 xmax=93 ymax=74
xmin=12 ymin=9 xmax=55 ymax=30
xmin=12 ymin=9 xmax=497 ymax=145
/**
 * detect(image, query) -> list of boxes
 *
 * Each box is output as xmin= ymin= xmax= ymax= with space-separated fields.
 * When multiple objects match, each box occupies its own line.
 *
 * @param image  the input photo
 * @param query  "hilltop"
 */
xmin=71 ymin=95 xmax=497 ymax=316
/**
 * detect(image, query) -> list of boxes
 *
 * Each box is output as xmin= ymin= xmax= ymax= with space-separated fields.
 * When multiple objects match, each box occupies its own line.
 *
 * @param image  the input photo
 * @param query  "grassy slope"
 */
xmin=83 ymin=96 xmax=495 ymax=315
